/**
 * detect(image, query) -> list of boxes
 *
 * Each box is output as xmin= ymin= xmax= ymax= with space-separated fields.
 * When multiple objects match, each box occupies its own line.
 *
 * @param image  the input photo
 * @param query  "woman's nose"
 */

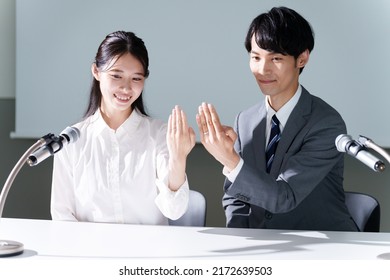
xmin=120 ymin=81 xmax=132 ymax=92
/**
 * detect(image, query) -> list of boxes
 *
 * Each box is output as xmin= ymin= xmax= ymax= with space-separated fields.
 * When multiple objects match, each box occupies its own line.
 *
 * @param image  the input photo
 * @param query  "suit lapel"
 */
xmin=252 ymin=103 xmax=267 ymax=171
xmin=270 ymin=88 xmax=312 ymax=175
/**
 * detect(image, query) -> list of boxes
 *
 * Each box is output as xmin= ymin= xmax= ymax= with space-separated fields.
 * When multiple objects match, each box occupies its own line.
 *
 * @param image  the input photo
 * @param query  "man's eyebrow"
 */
xmin=250 ymin=50 xmax=279 ymax=55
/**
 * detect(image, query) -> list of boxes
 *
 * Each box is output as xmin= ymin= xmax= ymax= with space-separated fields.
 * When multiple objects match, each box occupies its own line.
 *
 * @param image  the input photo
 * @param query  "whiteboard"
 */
xmin=14 ymin=0 xmax=390 ymax=146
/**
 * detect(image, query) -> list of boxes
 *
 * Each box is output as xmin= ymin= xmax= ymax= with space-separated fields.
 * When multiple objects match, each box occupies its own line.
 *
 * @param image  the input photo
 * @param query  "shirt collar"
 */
xmin=90 ymin=108 xmax=143 ymax=137
xmin=118 ymin=108 xmax=143 ymax=136
xmin=265 ymin=85 xmax=302 ymax=131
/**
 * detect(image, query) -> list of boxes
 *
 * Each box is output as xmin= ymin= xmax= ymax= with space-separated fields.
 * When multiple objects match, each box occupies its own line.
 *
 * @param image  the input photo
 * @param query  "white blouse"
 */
xmin=50 ymin=109 xmax=189 ymax=225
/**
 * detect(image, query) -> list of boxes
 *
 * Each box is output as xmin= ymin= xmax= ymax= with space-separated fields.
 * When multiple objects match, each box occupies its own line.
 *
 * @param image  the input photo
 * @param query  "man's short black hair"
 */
xmin=245 ymin=6 xmax=314 ymax=59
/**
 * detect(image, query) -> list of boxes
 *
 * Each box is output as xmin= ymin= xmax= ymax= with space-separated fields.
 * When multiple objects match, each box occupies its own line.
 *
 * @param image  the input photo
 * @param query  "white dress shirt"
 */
xmin=51 ymin=109 xmax=189 ymax=225
xmin=224 ymin=85 xmax=302 ymax=181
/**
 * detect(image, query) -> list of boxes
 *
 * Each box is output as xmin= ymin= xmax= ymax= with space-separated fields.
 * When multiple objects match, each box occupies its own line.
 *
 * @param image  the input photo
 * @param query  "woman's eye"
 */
xmin=110 ymin=74 xmax=121 ymax=79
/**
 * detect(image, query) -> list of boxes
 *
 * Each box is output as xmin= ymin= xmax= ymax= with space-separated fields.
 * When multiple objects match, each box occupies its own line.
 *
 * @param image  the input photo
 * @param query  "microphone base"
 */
xmin=0 ymin=240 xmax=24 ymax=257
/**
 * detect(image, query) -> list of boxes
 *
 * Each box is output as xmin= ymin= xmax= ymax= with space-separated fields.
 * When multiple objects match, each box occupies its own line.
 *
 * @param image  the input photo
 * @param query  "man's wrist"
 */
xmin=223 ymin=157 xmax=244 ymax=182
xmin=224 ymin=153 xmax=241 ymax=172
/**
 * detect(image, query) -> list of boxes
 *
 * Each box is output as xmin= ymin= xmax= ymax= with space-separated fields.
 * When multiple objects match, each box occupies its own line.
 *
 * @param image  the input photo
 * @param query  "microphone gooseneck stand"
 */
xmin=0 ymin=136 xmax=50 ymax=257
xmin=1 ymin=130 xmax=78 ymax=257
xmin=359 ymin=135 xmax=390 ymax=166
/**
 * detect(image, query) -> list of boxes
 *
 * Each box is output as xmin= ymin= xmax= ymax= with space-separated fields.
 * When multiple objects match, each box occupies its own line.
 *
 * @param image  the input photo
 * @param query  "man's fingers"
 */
xmin=208 ymin=103 xmax=225 ymax=138
xmin=196 ymin=113 xmax=207 ymax=142
xmin=223 ymin=125 xmax=238 ymax=142
xmin=202 ymin=102 xmax=220 ymax=140
xmin=198 ymin=105 xmax=209 ymax=135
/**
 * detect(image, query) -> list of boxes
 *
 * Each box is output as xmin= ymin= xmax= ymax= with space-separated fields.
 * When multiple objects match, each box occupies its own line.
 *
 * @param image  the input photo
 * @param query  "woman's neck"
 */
xmin=100 ymin=107 xmax=132 ymax=131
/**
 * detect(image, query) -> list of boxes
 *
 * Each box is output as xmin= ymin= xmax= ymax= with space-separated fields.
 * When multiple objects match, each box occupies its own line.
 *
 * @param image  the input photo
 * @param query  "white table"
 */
xmin=1 ymin=218 xmax=390 ymax=260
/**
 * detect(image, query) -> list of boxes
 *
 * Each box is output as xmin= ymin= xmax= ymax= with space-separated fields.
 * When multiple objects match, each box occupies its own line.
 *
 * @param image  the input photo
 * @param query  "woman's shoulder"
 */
xmin=70 ymin=114 xmax=98 ymax=134
xmin=138 ymin=111 xmax=166 ymax=130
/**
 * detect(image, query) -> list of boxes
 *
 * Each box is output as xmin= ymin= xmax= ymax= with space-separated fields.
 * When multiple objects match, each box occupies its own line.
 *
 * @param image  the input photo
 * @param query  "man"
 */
xmin=196 ymin=6 xmax=358 ymax=231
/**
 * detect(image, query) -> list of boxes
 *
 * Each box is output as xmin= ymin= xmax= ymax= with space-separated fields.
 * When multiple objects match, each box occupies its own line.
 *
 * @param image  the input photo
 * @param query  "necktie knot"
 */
xmin=266 ymin=114 xmax=281 ymax=173
xmin=271 ymin=114 xmax=280 ymax=127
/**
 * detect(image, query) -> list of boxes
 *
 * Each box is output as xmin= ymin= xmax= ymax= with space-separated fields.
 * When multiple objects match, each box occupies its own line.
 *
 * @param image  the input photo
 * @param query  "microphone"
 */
xmin=335 ymin=134 xmax=385 ymax=172
xmin=27 ymin=126 xmax=80 ymax=166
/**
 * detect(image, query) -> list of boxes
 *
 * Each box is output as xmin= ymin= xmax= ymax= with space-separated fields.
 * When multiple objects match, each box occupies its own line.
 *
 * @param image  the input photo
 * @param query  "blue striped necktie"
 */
xmin=266 ymin=114 xmax=281 ymax=173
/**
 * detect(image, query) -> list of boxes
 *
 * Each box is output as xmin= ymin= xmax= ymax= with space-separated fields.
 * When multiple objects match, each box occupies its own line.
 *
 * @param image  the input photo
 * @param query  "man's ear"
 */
xmin=297 ymin=49 xmax=310 ymax=68
xmin=91 ymin=63 xmax=100 ymax=81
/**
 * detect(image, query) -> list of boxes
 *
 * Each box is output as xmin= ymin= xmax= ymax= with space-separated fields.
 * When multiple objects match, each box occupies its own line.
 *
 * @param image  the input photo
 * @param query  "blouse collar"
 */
xmin=90 ymin=108 xmax=144 ymax=137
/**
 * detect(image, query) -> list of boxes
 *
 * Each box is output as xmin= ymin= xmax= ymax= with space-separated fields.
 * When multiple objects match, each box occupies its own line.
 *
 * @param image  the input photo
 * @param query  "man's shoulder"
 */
xmin=300 ymin=87 xmax=346 ymax=132
xmin=239 ymin=100 xmax=265 ymax=117
xmin=301 ymin=86 xmax=341 ymax=115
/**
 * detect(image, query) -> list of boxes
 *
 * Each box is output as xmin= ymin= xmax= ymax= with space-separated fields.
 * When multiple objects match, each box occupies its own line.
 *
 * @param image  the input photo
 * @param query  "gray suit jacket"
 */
xmin=223 ymin=86 xmax=358 ymax=231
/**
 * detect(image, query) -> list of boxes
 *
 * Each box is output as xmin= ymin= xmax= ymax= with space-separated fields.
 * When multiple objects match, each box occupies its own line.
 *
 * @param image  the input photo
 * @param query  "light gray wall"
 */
xmin=1 ymin=0 xmax=389 ymax=230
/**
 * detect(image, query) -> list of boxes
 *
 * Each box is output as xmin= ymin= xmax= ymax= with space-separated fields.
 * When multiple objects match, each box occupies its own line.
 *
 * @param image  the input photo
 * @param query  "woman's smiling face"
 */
xmin=92 ymin=52 xmax=146 ymax=118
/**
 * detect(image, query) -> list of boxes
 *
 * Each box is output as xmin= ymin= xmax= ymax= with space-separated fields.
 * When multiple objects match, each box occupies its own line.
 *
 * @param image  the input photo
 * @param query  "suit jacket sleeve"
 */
xmin=222 ymin=112 xmax=251 ymax=227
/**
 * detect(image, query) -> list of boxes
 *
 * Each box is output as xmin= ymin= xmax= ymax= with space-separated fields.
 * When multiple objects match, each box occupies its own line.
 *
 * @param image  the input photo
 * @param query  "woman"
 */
xmin=51 ymin=31 xmax=195 ymax=225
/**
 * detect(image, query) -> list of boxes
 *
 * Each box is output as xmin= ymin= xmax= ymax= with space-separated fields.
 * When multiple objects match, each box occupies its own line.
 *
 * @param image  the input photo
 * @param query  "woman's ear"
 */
xmin=91 ymin=63 xmax=100 ymax=81
xmin=297 ymin=49 xmax=310 ymax=68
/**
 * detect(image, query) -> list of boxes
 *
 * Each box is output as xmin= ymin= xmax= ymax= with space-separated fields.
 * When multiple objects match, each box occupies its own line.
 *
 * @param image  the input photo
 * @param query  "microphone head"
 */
xmin=27 ymin=127 xmax=80 ymax=167
xmin=335 ymin=134 xmax=352 ymax=152
xmin=60 ymin=126 xmax=80 ymax=143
